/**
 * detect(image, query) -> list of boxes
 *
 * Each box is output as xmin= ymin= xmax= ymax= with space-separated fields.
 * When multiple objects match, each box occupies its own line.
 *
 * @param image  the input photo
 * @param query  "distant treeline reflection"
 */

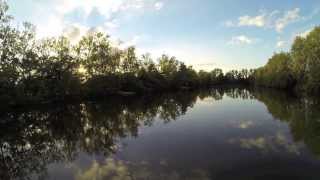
xmin=0 ymin=87 xmax=320 ymax=179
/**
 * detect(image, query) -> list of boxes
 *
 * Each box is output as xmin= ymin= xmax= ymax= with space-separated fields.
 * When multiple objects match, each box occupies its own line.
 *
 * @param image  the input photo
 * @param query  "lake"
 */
xmin=1 ymin=87 xmax=320 ymax=180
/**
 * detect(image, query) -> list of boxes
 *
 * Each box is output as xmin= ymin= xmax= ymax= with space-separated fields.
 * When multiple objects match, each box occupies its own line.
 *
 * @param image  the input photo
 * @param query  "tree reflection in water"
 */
xmin=0 ymin=87 xmax=320 ymax=179
xmin=253 ymin=88 xmax=320 ymax=157
xmin=0 ymin=92 xmax=198 ymax=179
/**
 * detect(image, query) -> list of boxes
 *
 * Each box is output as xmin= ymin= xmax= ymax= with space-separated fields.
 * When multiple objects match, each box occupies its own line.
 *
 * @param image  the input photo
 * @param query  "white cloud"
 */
xmin=104 ymin=19 xmax=119 ymax=30
xmin=54 ymin=0 xmax=161 ymax=19
xmin=228 ymin=35 xmax=254 ymax=45
xmin=296 ymin=28 xmax=312 ymax=38
xmin=238 ymin=15 xmax=266 ymax=27
xmin=154 ymin=2 xmax=164 ymax=10
xmin=55 ymin=0 xmax=140 ymax=18
xmin=31 ymin=0 xmax=123 ymax=38
xmin=86 ymin=26 xmax=106 ymax=35
xmin=224 ymin=20 xmax=235 ymax=27
xmin=226 ymin=8 xmax=301 ymax=33
xmin=225 ymin=10 xmax=278 ymax=29
xmin=36 ymin=15 xmax=65 ymax=38
xmin=119 ymin=35 xmax=142 ymax=49
xmin=276 ymin=40 xmax=286 ymax=48
xmin=63 ymin=24 xmax=85 ymax=43
xmin=62 ymin=24 xmax=109 ymax=44
xmin=20 ymin=0 xmax=164 ymax=39
xmin=275 ymin=8 xmax=300 ymax=32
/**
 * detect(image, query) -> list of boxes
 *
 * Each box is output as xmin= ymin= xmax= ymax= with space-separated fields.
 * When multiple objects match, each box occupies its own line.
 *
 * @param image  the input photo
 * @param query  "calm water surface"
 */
xmin=1 ymin=87 xmax=320 ymax=180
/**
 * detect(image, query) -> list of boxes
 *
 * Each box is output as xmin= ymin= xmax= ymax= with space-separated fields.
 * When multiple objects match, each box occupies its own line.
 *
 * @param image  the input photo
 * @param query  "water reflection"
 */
xmin=253 ymin=88 xmax=320 ymax=157
xmin=228 ymin=132 xmax=301 ymax=154
xmin=0 ymin=92 xmax=198 ymax=179
xmin=0 ymin=87 xmax=320 ymax=179
xmin=74 ymin=158 xmax=211 ymax=180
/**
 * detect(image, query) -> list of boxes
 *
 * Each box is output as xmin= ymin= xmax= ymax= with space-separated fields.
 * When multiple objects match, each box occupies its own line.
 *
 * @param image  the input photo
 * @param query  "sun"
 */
xmin=78 ymin=65 xmax=87 ymax=74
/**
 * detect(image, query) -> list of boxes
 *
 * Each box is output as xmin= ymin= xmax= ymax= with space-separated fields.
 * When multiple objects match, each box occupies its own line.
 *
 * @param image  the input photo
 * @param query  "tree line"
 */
xmin=1 ymin=1 xmax=319 ymax=106
xmin=253 ymin=27 xmax=320 ymax=94
xmin=0 ymin=2 xmax=253 ymax=106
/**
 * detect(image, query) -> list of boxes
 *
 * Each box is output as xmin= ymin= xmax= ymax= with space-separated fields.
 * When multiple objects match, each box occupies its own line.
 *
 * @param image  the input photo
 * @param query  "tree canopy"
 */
xmin=0 ymin=2 xmax=253 ymax=106
xmin=252 ymin=26 xmax=320 ymax=94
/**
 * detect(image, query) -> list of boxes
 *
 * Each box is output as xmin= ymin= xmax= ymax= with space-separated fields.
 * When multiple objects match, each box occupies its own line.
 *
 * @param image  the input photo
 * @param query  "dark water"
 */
xmin=1 ymin=87 xmax=320 ymax=180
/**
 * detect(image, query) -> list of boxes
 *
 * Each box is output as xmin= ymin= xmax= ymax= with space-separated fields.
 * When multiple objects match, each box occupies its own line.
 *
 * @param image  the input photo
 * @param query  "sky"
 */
xmin=6 ymin=0 xmax=320 ymax=71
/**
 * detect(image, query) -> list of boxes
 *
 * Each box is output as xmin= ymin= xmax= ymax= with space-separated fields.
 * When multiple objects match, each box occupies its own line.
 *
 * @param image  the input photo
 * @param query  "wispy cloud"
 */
xmin=62 ymin=24 xmax=87 ymax=43
xmin=55 ymin=0 xmax=146 ymax=18
xmin=238 ymin=14 xmax=267 ymax=27
xmin=296 ymin=28 xmax=312 ymax=38
xmin=228 ymin=35 xmax=255 ymax=45
xmin=154 ymin=2 xmax=164 ymax=10
xmin=275 ymin=8 xmax=300 ymax=32
xmin=23 ymin=0 xmax=164 ymax=38
xmin=224 ymin=10 xmax=278 ymax=28
xmin=119 ymin=35 xmax=143 ymax=49
xmin=104 ymin=19 xmax=119 ymax=30
xmin=276 ymin=40 xmax=286 ymax=48
xmin=62 ymin=25 xmax=109 ymax=44
xmin=224 ymin=20 xmax=235 ymax=27
xmin=225 ymin=8 xmax=302 ymax=33
xmin=37 ymin=15 xmax=65 ymax=38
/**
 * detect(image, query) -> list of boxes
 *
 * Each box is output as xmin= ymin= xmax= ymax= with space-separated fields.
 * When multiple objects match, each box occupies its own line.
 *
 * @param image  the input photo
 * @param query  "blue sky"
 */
xmin=7 ymin=0 xmax=320 ymax=71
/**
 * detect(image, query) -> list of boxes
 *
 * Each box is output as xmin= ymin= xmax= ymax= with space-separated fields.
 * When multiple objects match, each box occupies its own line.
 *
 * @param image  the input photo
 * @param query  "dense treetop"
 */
xmin=254 ymin=26 xmax=320 ymax=93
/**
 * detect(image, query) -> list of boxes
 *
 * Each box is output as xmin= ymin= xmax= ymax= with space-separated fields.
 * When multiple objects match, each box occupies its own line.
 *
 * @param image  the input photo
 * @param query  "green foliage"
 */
xmin=198 ymin=70 xmax=211 ymax=86
xmin=158 ymin=54 xmax=179 ymax=80
xmin=121 ymin=46 xmax=140 ymax=73
xmin=0 ymin=1 xmax=254 ymax=106
xmin=76 ymin=32 xmax=121 ymax=77
xmin=292 ymin=27 xmax=320 ymax=93
xmin=254 ymin=52 xmax=295 ymax=89
xmin=120 ymin=73 xmax=144 ymax=93
xmin=211 ymin=68 xmax=224 ymax=84
xmin=84 ymin=74 xmax=121 ymax=97
xmin=173 ymin=63 xmax=199 ymax=89
xmin=253 ymin=26 xmax=320 ymax=94
xmin=291 ymin=37 xmax=307 ymax=83
xmin=2 ymin=1 xmax=320 ymax=106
